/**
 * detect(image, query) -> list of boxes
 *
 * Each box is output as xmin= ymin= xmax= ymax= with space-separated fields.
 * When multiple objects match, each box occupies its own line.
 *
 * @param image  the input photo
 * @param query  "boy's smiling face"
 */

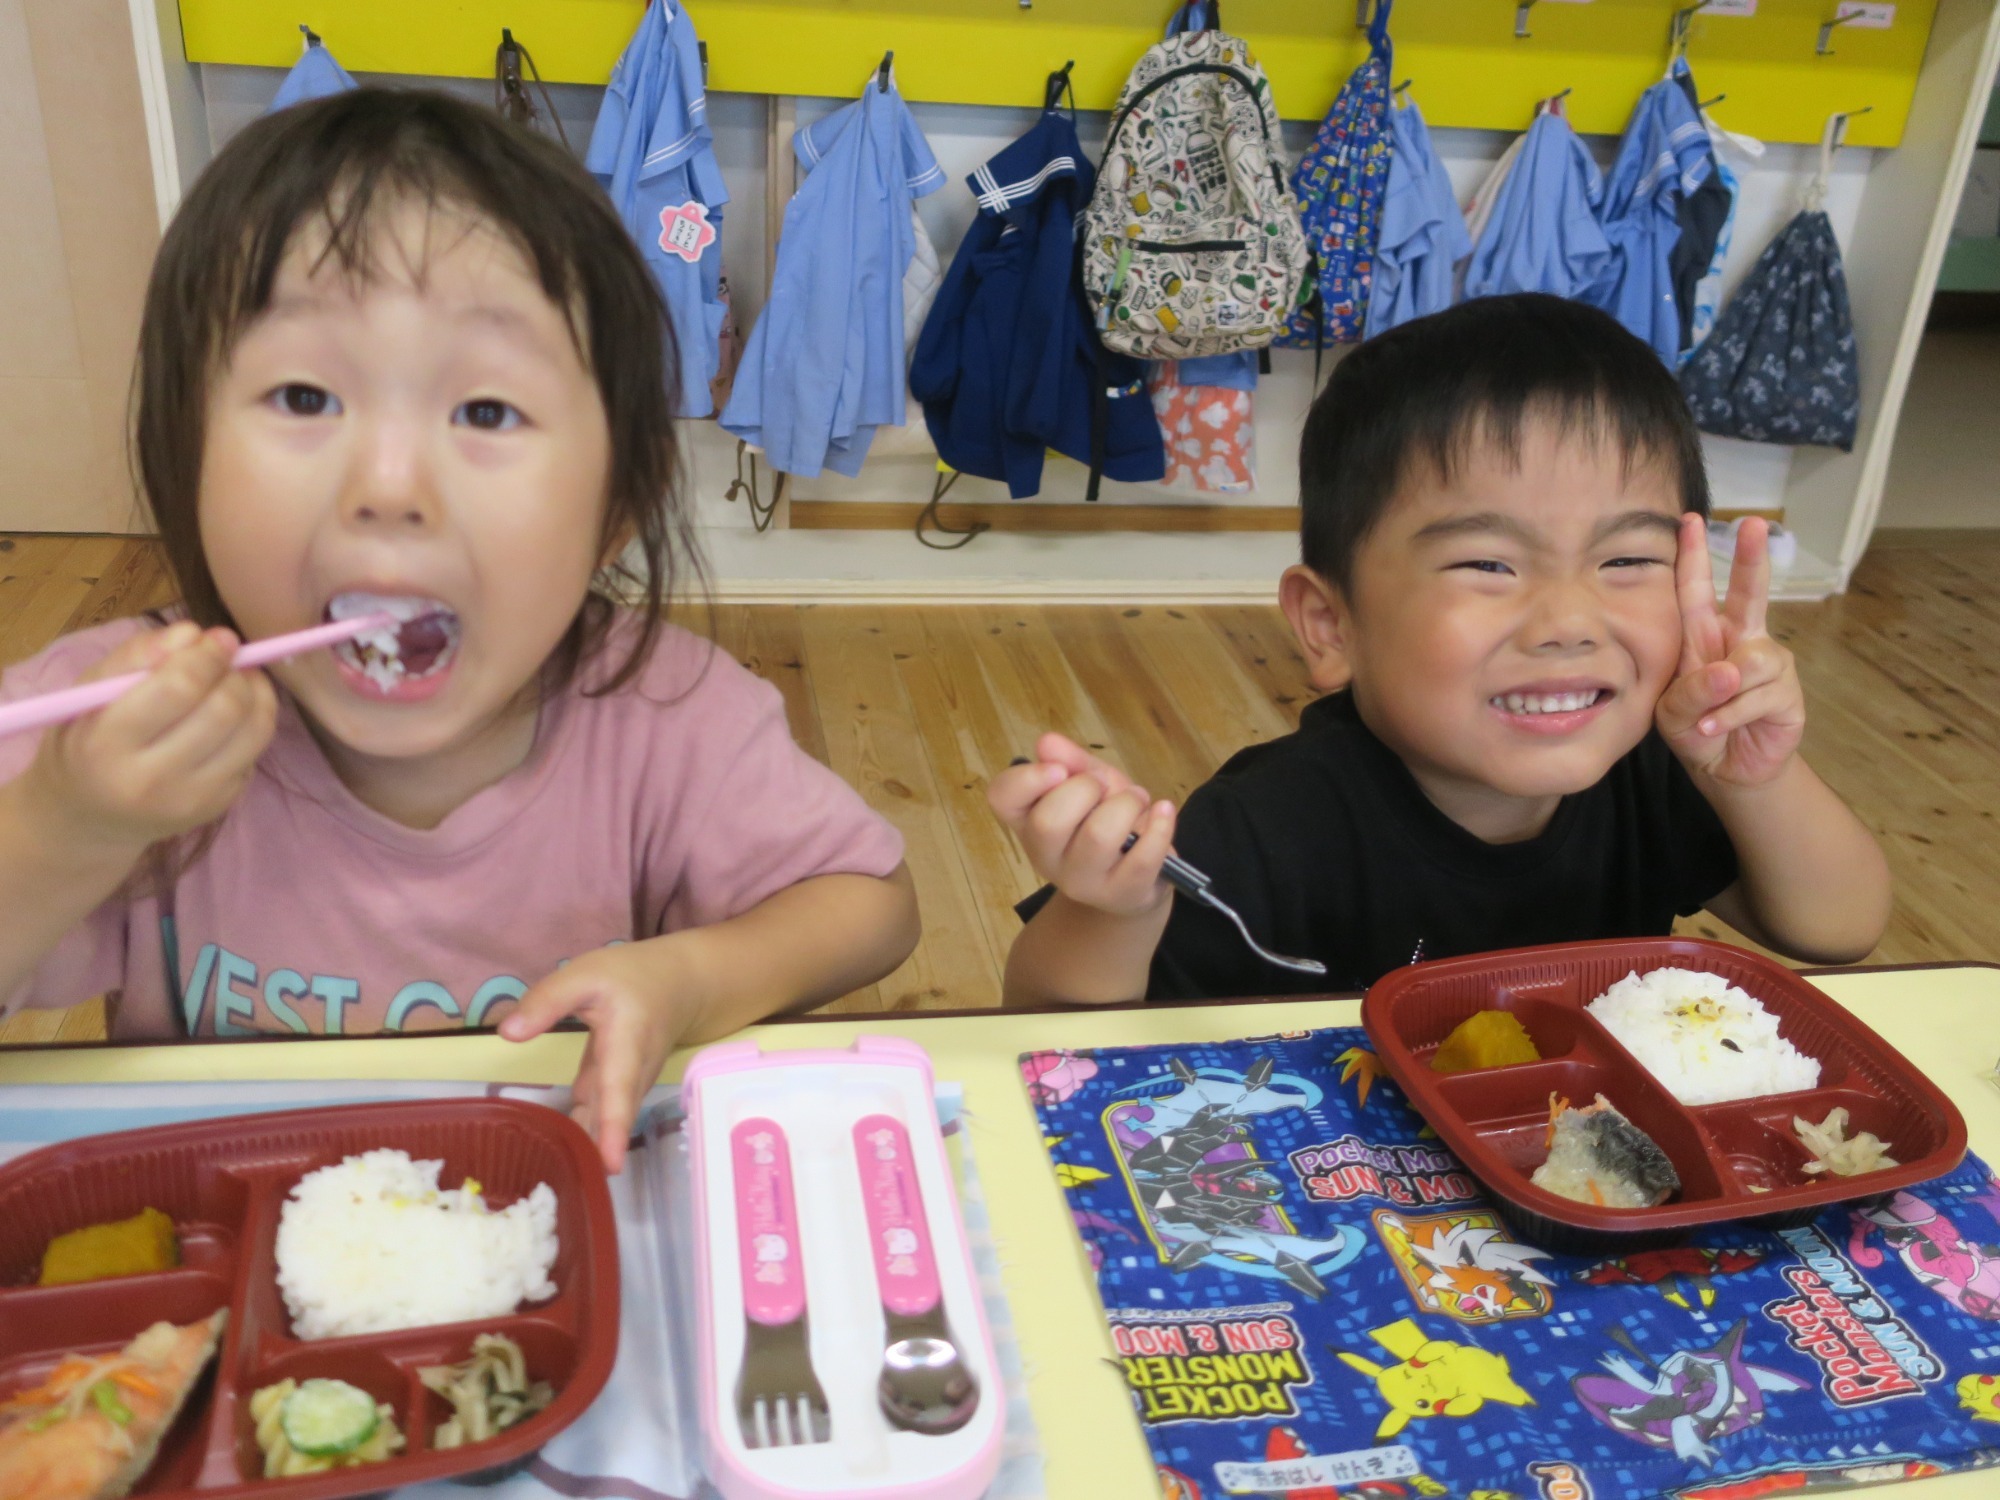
xmin=1286 ymin=416 xmax=1687 ymax=842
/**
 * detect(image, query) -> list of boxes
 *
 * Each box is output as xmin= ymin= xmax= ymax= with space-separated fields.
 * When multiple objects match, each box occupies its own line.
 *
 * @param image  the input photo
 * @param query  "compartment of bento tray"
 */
xmin=1440 ymin=1056 xmax=1724 ymax=1204
xmin=234 ymin=1317 xmax=583 ymax=1489
xmin=0 ymin=1273 xmax=229 ymax=1494
xmin=1370 ymin=967 xmax=1604 ymax=1063
xmin=0 ymin=1140 xmax=257 ymax=1289
xmin=1696 ymin=1087 xmax=1942 ymax=1200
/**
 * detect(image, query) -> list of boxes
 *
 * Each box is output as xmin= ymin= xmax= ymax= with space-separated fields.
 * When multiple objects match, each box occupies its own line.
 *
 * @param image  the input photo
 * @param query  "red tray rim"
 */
xmin=0 ymin=1096 xmax=621 ymax=1500
xmin=1359 ymin=936 xmax=1972 ymax=1236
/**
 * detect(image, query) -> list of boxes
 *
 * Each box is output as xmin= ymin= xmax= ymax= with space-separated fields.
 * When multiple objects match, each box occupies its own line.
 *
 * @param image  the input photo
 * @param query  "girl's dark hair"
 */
xmin=133 ymin=86 xmax=699 ymax=696
xmin=1299 ymin=293 xmax=1711 ymax=591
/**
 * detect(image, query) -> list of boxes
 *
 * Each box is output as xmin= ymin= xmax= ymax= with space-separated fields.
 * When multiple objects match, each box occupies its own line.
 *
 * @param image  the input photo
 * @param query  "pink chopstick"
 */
xmin=0 ymin=613 xmax=395 ymax=743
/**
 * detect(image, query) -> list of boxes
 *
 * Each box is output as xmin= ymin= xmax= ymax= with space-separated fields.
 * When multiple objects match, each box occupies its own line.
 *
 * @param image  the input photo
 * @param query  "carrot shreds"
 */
xmin=111 ymin=1370 xmax=158 ymax=1398
xmin=1545 ymin=1093 xmax=1568 ymax=1150
xmin=1588 ymin=1179 xmax=1606 ymax=1206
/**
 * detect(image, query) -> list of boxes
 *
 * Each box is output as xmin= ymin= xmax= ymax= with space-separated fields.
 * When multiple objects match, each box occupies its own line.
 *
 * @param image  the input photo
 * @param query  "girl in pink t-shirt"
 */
xmin=0 ymin=91 xmax=918 ymax=1171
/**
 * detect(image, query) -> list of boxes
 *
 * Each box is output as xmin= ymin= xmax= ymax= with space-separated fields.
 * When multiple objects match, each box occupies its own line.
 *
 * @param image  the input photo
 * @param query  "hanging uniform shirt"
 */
xmin=1580 ymin=70 xmax=1714 ymax=362
xmin=909 ymin=111 xmax=1162 ymax=497
xmin=1665 ymin=66 xmax=1732 ymax=354
xmin=267 ymin=37 xmax=356 ymax=112
xmin=1682 ymin=114 xmax=1763 ymax=362
xmin=721 ymin=80 xmax=944 ymax=478
xmin=1366 ymin=100 xmax=1472 ymax=337
xmin=586 ymin=0 xmax=729 ymax=418
xmin=1463 ymin=106 xmax=1609 ymax=301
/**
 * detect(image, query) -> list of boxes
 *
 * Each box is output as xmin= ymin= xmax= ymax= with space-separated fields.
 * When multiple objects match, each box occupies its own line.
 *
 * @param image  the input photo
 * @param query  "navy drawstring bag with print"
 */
xmin=1680 ymin=114 xmax=1860 ymax=451
xmin=1277 ymin=0 xmax=1394 ymax=354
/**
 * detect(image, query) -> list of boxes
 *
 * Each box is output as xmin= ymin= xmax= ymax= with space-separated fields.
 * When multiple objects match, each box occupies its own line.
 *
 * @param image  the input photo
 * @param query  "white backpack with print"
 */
xmin=1080 ymin=28 xmax=1309 ymax=360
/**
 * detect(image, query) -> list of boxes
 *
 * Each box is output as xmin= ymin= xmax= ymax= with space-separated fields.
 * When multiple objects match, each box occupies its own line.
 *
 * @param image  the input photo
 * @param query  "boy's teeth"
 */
xmin=1497 ymin=690 xmax=1601 ymax=715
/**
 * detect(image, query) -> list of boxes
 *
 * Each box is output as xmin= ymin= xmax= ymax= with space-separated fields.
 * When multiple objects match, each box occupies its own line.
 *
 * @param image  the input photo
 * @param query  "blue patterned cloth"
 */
xmin=1680 ymin=210 xmax=1860 ymax=451
xmin=1277 ymin=0 xmax=1394 ymax=350
xmin=1027 ymin=1026 xmax=2000 ymax=1500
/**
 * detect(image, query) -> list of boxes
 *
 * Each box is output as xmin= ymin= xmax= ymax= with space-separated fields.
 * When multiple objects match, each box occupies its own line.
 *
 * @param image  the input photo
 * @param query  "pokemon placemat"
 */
xmin=1023 ymin=1027 xmax=2000 ymax=1500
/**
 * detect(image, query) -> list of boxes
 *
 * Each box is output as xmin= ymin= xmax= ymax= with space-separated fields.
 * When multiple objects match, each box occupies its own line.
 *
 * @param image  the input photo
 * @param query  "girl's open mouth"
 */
xmin=326 ymin=592 xmax=462 ymax=699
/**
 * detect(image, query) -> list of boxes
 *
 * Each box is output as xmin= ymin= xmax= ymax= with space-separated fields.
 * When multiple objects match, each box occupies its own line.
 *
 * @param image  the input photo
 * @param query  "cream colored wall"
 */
xmin=1877 ymin=328 xmax=2000 ymax=527
xmin=0 ymin=0 xmax=159 ymax=532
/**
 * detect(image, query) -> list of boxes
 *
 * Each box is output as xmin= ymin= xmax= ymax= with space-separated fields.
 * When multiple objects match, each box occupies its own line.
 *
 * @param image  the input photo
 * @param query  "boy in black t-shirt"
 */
xmin=989 ymin=294 xmax=1890 ymax=1003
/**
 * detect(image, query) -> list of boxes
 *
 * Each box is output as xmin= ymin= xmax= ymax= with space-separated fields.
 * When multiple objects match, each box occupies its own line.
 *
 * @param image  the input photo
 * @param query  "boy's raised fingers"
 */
xmin=1656 ymin=659 xmax=1742 ymax=743
xmin=1721 ymin=516 xmax=1771 ymax=640
xmin=1674 ymin=513 xmax=1724 ymax=670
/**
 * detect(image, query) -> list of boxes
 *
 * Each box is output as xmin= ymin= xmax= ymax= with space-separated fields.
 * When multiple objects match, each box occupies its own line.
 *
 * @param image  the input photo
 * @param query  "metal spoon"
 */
xmin=854 ymin=1114 xmax=980 ymax=1436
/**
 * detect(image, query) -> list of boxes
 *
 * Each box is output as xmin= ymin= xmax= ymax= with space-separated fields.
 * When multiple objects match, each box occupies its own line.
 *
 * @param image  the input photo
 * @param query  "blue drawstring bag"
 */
xmin=1277 ymin=0 xmax=1395 ymax=352
xmin=1680 ymin=115 xmax=1860 ymax=451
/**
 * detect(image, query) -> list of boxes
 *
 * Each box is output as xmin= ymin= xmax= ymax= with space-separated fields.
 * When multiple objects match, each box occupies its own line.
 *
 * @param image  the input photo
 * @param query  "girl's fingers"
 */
xmin=98 ymin=631 xmax=239 ymax=749
xmin=583 ymin=1034 xmax=643 ymax=1174
xmin=130 ymin=665 xmax=269 ymax=780
xmin=500 ymin=967 xmax=596 ymax=1042
xmin=1673 ymin=513 xmax=1724 ymax=671
xmin=1722 ymin=516 xmax=1771 ymax=639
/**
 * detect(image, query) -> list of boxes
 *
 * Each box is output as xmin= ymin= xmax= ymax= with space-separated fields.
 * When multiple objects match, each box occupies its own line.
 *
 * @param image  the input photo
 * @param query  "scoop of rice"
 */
xmin=276 ymin=1149 xmax=558 ymax=1341
xmin=1585 ymin=967 xmax=1819 ymax=1106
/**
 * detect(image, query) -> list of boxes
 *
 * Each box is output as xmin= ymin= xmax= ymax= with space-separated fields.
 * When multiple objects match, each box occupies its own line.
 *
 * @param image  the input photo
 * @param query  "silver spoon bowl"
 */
xmin=878 ymin=1328 xmax=979 ymax=1435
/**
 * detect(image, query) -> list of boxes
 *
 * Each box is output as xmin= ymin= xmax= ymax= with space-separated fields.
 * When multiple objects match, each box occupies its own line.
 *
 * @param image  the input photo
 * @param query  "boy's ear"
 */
xmin=1279 ymin=564 xmax=1354 ymax=694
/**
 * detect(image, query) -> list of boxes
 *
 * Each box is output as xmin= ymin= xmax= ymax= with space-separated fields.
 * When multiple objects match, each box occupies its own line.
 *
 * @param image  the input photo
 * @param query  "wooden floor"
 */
xmin=1 ymin=531 xmax=1997 ymax=1045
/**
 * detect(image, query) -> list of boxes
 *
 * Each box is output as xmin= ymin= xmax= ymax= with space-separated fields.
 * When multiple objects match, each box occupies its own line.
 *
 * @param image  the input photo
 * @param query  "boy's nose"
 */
xmin=1523 ymin=582 xmax=1601 ymax=652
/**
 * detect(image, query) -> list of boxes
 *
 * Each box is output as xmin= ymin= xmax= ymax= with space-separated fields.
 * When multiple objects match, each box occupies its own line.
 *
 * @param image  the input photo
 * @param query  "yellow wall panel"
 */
xmin=179 ymin=0 xmax=1929 ymax=145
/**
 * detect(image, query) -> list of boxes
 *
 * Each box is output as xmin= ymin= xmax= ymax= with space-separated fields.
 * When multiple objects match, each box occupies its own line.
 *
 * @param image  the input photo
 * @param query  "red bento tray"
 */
xmin=0 ymin=1098 xmax=619 ymax=1499
xmin=1361 ymin=937 xmax=1968 ymax=1253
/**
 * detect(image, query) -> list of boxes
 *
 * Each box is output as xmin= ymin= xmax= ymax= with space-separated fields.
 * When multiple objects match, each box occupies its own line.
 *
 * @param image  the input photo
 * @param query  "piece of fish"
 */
xmin=1532 ymin=1094 xmax=1681 ymax=1209
xmin=0 ymin=1308 xmax=226 ymax=1500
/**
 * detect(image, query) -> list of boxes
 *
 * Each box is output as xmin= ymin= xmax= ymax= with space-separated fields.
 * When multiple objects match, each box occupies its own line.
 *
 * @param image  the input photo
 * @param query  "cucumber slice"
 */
xmin=280 ymin=1379 xmax=380 ymax=1457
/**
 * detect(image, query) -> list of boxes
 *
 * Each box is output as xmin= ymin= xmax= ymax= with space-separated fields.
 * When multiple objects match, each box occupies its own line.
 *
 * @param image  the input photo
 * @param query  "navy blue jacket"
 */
xmin=911 ymin=114 xmax=1164 ymax=499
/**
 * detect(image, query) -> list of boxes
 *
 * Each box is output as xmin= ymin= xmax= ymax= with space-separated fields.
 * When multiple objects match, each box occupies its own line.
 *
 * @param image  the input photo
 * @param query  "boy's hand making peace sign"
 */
xmin=1655 ymin=514 xmax=1805 ymax=788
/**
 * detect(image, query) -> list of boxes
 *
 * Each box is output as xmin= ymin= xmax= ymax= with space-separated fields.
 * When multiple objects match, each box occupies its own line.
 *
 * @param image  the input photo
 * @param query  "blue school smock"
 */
xmin=1463 ymin=109 xmax=1608 ymax=302
xmin=721 ymin=83 xmax=945 ymax=478
xmin=1365 ymin=101 xmax=1472 ymax=337
xmin=908 ymin=112 xmax=1163 ymax=499
xmin=586 ymin=0 xmax=729 ymax=417
xmin=267 ymin=38 xmax=355 ymax=112
xmin=1581 ymin=69 xmax=1713 ymax=362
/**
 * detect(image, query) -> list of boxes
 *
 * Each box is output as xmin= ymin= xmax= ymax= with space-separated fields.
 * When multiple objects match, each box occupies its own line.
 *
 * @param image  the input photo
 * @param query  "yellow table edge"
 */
xmin=4 ymin=963 xmax=1996 ymax=1498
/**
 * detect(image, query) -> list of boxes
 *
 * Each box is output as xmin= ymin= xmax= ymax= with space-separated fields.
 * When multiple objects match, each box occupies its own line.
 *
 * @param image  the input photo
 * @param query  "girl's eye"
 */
xmin=271 ymin=383 xmax=339 ymax=418
xmin=454 ymin=398 xmax=524 ymax=432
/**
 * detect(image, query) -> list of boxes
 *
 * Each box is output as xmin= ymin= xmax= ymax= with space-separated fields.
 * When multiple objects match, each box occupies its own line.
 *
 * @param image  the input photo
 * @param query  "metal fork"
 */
xmin=729 ymin=1117 xmax=831 ymax=1448
xmin=1124 ymin=833 xmax=1327 ymax=976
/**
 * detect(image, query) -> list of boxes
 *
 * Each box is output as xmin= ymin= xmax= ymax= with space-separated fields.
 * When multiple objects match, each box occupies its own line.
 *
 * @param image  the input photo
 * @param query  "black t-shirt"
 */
xmin=1019 ymin=691 xmax=1739 ymax=1000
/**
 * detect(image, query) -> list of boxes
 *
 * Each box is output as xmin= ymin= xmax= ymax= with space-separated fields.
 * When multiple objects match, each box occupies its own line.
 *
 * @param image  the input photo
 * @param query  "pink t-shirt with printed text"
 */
xmin=0 ymin=614 xmax=904 ymax=1039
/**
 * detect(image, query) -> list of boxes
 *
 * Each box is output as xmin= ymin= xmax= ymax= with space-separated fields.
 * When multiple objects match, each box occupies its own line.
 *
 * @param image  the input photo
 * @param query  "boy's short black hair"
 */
xmin=1298 ymin=294 xmax=1711 ymax=590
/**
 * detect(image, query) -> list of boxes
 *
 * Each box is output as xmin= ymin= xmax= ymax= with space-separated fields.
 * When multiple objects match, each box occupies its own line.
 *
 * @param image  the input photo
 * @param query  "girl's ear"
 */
xmin=1279 ymin=564 xmax=1354 ymax=694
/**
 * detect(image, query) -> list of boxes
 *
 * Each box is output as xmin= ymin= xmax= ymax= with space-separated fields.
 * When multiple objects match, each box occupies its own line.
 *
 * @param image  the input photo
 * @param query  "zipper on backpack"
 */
xmin=1133 ymin=238 xmax=1245 ymax=252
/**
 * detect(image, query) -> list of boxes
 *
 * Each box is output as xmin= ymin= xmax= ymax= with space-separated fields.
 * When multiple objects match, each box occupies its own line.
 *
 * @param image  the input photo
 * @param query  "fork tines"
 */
xmin=736 ymin=1314 xmax=831 ymax=1448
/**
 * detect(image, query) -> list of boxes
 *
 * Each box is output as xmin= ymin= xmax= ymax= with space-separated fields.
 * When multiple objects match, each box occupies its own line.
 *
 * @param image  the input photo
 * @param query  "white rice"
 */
xmin=275 ymin=1149 xmax=559 ymax=1341
xmin=1586 ymin=967 xmax=1820 ymax=1107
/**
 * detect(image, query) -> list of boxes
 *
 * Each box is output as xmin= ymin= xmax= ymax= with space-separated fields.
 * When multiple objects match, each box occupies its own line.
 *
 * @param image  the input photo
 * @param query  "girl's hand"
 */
xmin=1656 ymin=515 xmax=1805 ymax=789
xmin=500 ymin=940 xmax=696 ymax=1174
xmin=24 ymin=621 xmax=277 ymax=853
xmin=987 ymin=731 xmax=1176 ymax=918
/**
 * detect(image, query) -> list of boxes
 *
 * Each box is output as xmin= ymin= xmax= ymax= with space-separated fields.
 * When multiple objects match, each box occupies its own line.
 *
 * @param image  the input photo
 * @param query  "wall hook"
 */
xmin=877 ymin=50 xmax=893 ymax=91
xmin=1392 ymin=77 xmax=1414 ymax=102
xmin=1670 ymin=0 xmax=1714 ymax=58
xmin=1538 ymin=85 xmax=1573 ymax=112
xmin=1817 ymin=8 xmax=1868 ymax=54
xmin=1357 ymin=0 xmax=1372 ymax=27
xmin=1828 ymin=103 xmax=1874 ymax=144
xmin=1698 ymin=92 xmax=1726 ymax=110
xmin=1515 ymin=0 xmax=1537 ymax=39
xmin=1043 ymin=59 xmax=1075 ymax=112
xmin=299 ymin=22 xmax=321 ymax=47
